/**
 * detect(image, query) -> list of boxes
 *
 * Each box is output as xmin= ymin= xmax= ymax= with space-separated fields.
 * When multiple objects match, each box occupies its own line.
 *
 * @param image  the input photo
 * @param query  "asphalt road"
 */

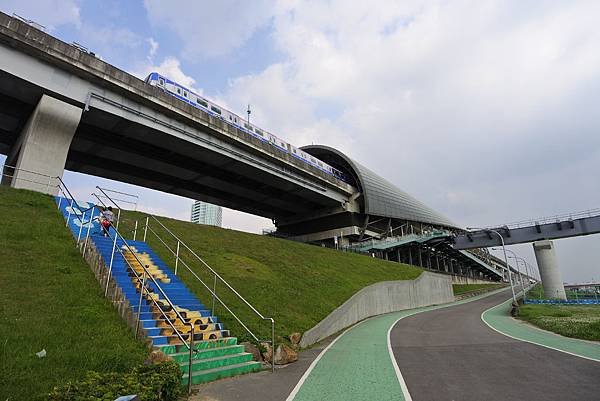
xmin=390 ymin=289 xmax=600 ymax=401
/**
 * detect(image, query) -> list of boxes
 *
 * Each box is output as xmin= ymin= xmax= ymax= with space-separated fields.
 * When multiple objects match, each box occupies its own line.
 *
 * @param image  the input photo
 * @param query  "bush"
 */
xmin=47 ymin=361 xmax=182 ymax=401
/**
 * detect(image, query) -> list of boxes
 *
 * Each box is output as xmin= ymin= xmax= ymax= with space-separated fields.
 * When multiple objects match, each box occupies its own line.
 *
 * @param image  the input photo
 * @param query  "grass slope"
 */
xmin=117 ymin=211 xmax=422 ymax=342
xmin=518 ymin=304 xmax=600 ymax=341
xmin=0 ymin=187 xmax=147 ymax=401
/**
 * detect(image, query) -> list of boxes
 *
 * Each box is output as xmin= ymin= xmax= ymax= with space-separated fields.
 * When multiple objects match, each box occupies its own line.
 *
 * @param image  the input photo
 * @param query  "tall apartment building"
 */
xmin=190 ymin=200 xmax=222 ymax=227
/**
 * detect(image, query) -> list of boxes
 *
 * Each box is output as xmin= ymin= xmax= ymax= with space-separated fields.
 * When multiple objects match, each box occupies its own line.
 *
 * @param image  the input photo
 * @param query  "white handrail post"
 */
xmin=83 ymin=206 xmax=95 ymax=257
xmin=77 ymin=208 xmax=87 ymax=242
xmin=175 ymin=241 xmax=180 ymax=275
xmin=211 ymin=274 xmax=217 ymax=316
xmin=105 ymin=228 xmax=118 ymax=296
xmin=133 ymin=220 xmax=138 ymax=241
xmin=66 ymin=198 xmax=73 ymax=226
xmin=143 ymin=216 xmax=149 ymax=242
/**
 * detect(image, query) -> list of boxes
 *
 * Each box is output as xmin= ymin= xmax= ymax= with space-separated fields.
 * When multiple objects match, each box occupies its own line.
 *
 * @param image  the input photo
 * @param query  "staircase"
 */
xmin=56 ymin=198 xmax=262 ymax=385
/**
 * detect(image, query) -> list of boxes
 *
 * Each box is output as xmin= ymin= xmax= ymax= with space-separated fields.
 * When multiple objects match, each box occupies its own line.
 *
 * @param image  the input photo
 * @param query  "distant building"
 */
xmin=190 ymin=200 xmax=222 ymax=227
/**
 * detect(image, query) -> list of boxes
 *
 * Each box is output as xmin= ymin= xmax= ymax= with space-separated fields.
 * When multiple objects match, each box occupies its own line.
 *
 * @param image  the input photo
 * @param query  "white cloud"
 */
xmin=2 ymin=0 xmax=81 ymax=30
xmin=147 ymin=37 xmax=159 ymax=60
xmin=214 ymin=0 xmax=600 ymax=281
xmin=144 ymin=0 xmax=275 ymax=59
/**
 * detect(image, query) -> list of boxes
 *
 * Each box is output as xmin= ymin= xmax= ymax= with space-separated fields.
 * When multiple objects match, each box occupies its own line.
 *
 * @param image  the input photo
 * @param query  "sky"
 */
xmin=1 ymin=0 xmax=599 ymax=282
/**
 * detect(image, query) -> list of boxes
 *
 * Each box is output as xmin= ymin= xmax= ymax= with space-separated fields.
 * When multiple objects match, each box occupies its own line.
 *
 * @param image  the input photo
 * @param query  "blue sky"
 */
xmin=2 ymin=1 xmax=600 ymax=282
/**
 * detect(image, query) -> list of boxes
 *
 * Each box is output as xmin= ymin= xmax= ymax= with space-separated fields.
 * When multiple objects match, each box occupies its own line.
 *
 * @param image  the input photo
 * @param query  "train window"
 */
xmin=210 ymin=105 xmax=221 ymax=115
xmin=196 ymin=98 xmax=208 ymax=108
xmin=292 ymin=149 xmax=297 ymax=153
xmin=183 ymin=91 xmax=188 ymax=98
xmin=255 ymin=129 xmax=263 ymax=136
xmin=176 ymin=87 xmax=181 ymax=95
xmin=234 ymin=118 xmax=237 ymax=123
xmin=318 ymin=162 xmax=323 ymax=167
xmin=229 ymin=115 xmax=232 ymax=121
xmin=310 ymin=157 xmax=316 ymax=163
xmin=244 ymin=123 xmax=251 ymax=130
xmin=158 ymin=77 xmax=165 ymax=86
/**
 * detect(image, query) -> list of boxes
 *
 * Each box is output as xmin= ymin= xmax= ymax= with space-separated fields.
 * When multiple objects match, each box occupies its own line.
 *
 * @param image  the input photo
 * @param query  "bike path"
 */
xmin=287 ymin=289 xmax=510 ymax=401
xmin=391 ymin=290 xmax=600 ymax=401
xmin=482 ymin=298 xmax=600 ymax=361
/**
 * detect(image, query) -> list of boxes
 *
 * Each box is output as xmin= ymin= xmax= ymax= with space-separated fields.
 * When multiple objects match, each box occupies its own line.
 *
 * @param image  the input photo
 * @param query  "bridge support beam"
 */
xmin=2 ymin=94 xmax=82 ymax=194
xmin=533 ymin=240 xmax=567 ymax=300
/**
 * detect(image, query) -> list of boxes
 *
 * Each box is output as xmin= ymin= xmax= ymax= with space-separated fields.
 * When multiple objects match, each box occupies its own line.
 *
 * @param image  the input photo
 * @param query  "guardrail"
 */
xmin=487 ymin=208 xmax=600 ymax=230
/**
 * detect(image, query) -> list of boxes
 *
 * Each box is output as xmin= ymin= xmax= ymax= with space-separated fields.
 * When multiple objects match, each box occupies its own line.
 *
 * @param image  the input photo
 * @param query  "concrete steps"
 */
xmin=55 ymin=196 xmax=262 ymax=385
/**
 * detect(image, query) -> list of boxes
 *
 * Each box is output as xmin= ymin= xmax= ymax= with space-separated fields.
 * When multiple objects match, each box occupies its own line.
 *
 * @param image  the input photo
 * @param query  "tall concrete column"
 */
xmin=4 ymin=94 xmax=82 ymax=194
xmin=533 ymin=240 xmax=567 ymax=300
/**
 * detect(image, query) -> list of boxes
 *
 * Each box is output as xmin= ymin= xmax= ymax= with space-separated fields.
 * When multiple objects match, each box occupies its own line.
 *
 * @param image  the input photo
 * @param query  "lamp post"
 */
xmin=468 ymin=227 xmax=516 ymax=303
xmin=491 ymin=247 xmax=528 ymax=297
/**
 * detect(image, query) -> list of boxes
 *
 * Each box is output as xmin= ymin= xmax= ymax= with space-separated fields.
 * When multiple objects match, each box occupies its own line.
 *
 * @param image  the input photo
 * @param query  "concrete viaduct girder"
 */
xmin=0 ymin=13 xmax=356 ymax=220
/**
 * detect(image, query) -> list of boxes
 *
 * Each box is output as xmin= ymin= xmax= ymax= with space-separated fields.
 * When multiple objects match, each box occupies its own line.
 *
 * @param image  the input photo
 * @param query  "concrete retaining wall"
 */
xmin=451 ymin=275 xmax=497 ymax=285
xmin=299 ymin=271 xmax=453 ymax=347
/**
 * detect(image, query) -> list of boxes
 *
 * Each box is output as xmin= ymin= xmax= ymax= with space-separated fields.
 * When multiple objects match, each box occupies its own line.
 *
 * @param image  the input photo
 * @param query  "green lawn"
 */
xmin=0 ymin=187 xmax=148 ymax=400
xmin=527 ymin=284 xmax=599 ymax=301
xmin=518 ymin=304 xmax=600 ymax=341
xmin=115 ymin=210 xmax=423 ymax=343
xmin=453 ymin=283 xmax=505 ymax=295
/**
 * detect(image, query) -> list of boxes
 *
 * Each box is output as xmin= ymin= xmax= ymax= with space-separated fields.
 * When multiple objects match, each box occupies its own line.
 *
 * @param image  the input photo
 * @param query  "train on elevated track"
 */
xmin=145 ymin=72 xmax=348 ymax=183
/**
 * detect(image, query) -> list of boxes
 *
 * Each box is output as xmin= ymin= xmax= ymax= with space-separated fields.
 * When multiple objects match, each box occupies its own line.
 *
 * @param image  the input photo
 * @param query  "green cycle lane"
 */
xmin=288 ymin=288 xmax=512 ymax=401
xmin=482 ymin=299 xmax=600 ymax=362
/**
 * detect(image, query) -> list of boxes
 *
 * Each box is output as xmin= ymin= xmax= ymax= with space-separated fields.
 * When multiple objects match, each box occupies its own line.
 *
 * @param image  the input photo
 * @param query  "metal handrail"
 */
xmin=145 ymin=223 xmax=267 ymax=341
xmin=488 ymin=207 xmax=600 ymax=230
xmin=2 ymin=165 xmax=60 ymax=193
xmin=88 ymin=192 xmax=196 ymax=393
xmin=53 ymin=179 xmax=196 ymax=393
xmin=95 ymin=187 xmax=275 ymax=372
xmin=143 ymin=216 xmax=276 ymax=372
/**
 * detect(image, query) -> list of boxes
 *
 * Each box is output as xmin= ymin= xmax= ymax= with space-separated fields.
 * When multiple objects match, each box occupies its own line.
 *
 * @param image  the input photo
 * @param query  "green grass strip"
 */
xmin=481 ymin=299 xmax=600 ymax=362
xmin=0 ymin=187 xmax=148 ymax=400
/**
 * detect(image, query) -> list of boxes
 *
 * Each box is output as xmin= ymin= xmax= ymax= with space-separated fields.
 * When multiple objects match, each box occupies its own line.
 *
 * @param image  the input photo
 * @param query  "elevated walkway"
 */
xmin=346 ymin=231 xmax=504 ymax=281
xmin=454 ymin=210 xmax=600 ymax=249
xmin=57 ymin=198 xmax=261 ymax=385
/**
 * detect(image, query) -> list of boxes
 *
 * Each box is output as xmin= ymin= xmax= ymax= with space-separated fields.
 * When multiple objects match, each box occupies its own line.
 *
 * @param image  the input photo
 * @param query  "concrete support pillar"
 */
xmin=3 ymin=94 xmax=82 ymax=194
xmin=533 ymin=240 xmax=567 ymax=300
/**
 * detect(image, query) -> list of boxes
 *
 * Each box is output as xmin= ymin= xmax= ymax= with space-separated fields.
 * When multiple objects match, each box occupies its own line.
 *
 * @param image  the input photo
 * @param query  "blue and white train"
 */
xmin=144 ymin=72 xmax=348 ymax=182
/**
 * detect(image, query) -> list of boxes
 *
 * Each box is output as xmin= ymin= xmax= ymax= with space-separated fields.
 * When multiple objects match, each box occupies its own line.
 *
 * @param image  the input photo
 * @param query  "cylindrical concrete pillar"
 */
xmin=533 ymin=240 xmax=567 ymax=300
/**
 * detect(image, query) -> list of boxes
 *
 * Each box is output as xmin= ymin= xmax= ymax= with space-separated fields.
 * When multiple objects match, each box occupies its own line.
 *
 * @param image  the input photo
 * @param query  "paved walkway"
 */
xmin=194 ymin=289 xmax=599 ymax=401
xmin=391 ymin=290 xmax=600 ymax=401
xmin=482 ymin=298 xmax=600 ymax=361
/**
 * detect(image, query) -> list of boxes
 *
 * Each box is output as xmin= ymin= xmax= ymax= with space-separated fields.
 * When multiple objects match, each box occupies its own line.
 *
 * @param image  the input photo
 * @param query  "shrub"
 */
xmin=47 ymin=361 xmax=182 ymax=401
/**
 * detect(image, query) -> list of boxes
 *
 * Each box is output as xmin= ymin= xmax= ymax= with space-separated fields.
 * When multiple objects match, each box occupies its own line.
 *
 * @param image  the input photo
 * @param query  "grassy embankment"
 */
xmin=0 ymin=187 xmax=148 ymax=400
xmin=116 ymin=210 xmax=423 ymax=342
xmin=517 ymin=284 xmax=600 ymax=341
xmin=518 ymin=304 xmax=600 ymax=341
xmin=453 ymin=283 xmax=505 ymax=295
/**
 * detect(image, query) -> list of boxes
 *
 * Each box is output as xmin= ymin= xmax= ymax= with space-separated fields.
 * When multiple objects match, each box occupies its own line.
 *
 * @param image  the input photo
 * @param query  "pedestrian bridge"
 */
xmin=453 ymin=209 xmax=600 ymax=250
